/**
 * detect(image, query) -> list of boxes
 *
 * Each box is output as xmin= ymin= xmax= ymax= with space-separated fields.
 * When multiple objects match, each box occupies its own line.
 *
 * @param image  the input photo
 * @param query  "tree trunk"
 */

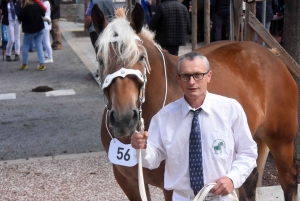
xmin=282 ymin=0 xmax=300 ymax=160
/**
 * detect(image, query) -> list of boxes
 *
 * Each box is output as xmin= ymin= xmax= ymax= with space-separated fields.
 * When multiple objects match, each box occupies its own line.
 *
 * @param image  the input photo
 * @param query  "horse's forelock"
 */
xmin=96 ymin=18 xmax=153 ymax=76
xmin=96 ymin=18 xmax=157 ymax=77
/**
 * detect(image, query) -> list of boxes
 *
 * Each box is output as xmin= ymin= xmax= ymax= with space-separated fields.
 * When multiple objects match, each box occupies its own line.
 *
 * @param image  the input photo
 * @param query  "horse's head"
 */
xmin=91 ymin=4 xmax=151 ymax=138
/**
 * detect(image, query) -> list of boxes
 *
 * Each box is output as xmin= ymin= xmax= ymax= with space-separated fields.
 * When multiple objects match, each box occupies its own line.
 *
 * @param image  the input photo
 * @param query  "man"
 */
xmin=49 ymin=0 xmax=62 ymax=50
xmin=131 ymin=52 xmax=258 ymax=200
xmin=149 ymin=0 xmax=190 ymax=56
xmin=84 ymin=0 xmax=114 ymax=54
xmin=211 ymin=0 xmax=230 ymax=41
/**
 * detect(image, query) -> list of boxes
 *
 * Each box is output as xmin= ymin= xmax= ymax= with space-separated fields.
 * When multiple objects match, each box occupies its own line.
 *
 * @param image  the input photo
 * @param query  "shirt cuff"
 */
xmin=226 ymin=171 xmax=245 ymax=188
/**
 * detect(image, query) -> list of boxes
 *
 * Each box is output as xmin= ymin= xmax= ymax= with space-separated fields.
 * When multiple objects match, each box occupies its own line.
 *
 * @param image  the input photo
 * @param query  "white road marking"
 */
xmin=0 ymin=93 xmax=16 ymax=100
xmin=45 ymin=89 xmax=76 ymax=97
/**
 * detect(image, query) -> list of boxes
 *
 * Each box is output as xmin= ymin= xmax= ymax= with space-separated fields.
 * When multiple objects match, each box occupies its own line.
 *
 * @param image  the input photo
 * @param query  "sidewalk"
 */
xmin=0 ymin=18 xmax=298 ymax=201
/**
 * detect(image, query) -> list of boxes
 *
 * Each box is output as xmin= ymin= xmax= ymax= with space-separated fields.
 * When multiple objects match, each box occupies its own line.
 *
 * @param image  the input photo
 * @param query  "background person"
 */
xmin=41 ymin=0 xmax=52 ymax=63
xmin=84 ymin=0 xmax=114 ymax=54
xmin=49 ymin=0 xmax=62 ymax=50
xmin=211 ymin=0 xmax=230 ymax=41
xmin=131 ymin=52 xmax=258 ymax=201
xmin=0 ymin=0 xmax=21 ymax=61
xmin=18 ymin=0 xmax=46 ymax=70
xmin=148 ymin=0 xmax=190 ymax=56
xmin=255 ymin=0 xmax=278 ymax=44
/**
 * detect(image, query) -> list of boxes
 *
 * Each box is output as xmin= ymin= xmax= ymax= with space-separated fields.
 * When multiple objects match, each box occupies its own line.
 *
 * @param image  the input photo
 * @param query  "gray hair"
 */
xmin=176 ymin=52 xmax=210 ymax=72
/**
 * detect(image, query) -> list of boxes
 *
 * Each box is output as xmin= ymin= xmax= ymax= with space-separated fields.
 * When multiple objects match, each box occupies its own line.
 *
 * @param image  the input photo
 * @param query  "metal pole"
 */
xmin=204 ymin=0 xmax=210 ymax=45
xmin=262 ymin=0 xmax=266 ymax=46
xmin=192 ymin=0 xmax=197 ymax=50
xmin=126 ymin=0 xmax=132 ymax=20
xmin=229 ymin=0 xmax=234 ymax=40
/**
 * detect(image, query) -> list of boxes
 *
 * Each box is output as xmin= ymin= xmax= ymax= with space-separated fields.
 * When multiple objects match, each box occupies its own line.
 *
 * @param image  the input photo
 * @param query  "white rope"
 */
xmin=137 ymin=44 xmax=169 ymax=201
xmin=105 ymin=108 xmax=114 ymax=141
xmin=193 ymin=183 xmax=239 ymax=201
xmin=137 ymin=118 xmax=147 ymax=201
xmin=155 ymin=44 xmax=168 ymax=107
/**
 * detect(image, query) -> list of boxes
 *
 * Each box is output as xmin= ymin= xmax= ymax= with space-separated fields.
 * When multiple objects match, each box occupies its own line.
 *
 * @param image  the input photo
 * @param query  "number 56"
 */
xmin=117 ymin=147 xmax=130 ymax=161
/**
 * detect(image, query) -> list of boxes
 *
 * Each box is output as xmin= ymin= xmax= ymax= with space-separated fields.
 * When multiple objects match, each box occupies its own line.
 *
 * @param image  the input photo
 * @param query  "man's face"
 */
xmin=176 ymin=58 xmax=212 ymax=107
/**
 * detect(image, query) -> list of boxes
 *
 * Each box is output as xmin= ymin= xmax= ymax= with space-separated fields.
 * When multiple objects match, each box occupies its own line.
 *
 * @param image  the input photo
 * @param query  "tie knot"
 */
xmin=192 ymin=108 xmax=201 ymax=116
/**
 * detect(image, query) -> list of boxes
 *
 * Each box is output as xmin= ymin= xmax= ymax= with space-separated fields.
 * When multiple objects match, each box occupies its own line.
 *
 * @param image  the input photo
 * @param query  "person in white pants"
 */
xmin=42 ymin=0 xmax=53 ymax=63
xmin=3 ymin=0 xmax=21 ymax=61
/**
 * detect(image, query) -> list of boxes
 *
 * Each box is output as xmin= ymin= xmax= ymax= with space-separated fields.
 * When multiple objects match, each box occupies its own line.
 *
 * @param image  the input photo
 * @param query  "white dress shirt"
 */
xmin=141 ymin=92 xmax=258 ymax=200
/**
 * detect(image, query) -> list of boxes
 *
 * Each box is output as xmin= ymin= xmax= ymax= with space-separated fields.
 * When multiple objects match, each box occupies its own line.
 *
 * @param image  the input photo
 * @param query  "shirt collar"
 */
xmin=181 ymin=91 xmax=212 ymax=118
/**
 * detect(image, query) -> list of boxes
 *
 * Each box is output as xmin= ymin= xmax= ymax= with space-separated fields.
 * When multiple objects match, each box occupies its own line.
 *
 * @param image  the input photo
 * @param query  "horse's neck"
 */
xmin=141 ymin=45 xmax=183 ymax=129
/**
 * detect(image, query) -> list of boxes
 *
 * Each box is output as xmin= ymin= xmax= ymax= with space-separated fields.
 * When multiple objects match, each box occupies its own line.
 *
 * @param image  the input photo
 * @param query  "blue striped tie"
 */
xmin=189 ymin=109 xmax=204 ymax=196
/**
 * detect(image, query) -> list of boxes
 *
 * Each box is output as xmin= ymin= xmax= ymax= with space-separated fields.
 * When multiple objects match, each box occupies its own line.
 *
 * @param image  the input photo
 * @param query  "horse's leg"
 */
xmin=163 ymin=189 xmax=173 ymax=201
xmin=238 ymin=168 xmax=258 ymax=201
xmin=238 ymin=135 xmax=267 ymax=201
xmin=267 ymin=141 xmax=299 ymax=201
xmin=254 ymin=136 xmax=270 ymax=187
xmin=112 ymin=165 xmax=151 ymax=201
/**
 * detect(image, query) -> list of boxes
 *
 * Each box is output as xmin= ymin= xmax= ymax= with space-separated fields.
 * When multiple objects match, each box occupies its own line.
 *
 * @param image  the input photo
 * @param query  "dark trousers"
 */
xmin=163 ymin=45 xmax=179 ymax=56
xmin=90 ymin=31 xmax=98 ymax=54
xmin=214 ymin=14 xmax=230 ymax=41
xmin=50 ymin=19 xmax=63 ymax=48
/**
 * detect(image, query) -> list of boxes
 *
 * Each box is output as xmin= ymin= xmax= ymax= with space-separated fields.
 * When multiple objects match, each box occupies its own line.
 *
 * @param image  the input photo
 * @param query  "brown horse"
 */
xmin=91 ymin=4 xmax=299 ymax=201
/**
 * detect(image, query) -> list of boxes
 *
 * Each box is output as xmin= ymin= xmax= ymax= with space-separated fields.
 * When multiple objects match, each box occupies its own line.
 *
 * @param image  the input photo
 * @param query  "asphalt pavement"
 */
xmin=0 ymin=20 xmax=106 ymax=161
xmin=0 ymin=18 xmax=299 ymax=200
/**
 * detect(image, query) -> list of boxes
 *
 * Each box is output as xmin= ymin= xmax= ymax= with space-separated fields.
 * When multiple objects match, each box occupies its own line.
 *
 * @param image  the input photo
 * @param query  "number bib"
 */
xmin=108 ymin=138 xmax=137 ymax=167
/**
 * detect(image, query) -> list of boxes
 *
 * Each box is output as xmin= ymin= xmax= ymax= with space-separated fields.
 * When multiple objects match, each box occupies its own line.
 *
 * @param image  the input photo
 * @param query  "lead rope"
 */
xmin=155 ymin=44 xmax=167 ymax=107
xmin=193 ymin=183 xmax=239 ymax=201
xmin=137 ymin=44 xmax=168 ymax=201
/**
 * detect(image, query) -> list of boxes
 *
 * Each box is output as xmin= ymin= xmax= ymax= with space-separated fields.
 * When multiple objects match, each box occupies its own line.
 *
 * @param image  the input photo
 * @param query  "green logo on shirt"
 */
xmin=212 ymin=139 xmax=225 ymax=155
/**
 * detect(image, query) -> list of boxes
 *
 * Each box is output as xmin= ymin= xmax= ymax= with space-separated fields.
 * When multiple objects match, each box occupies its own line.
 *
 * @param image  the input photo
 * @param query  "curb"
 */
xmin=0 ymin=151 xmax=107 ymax=165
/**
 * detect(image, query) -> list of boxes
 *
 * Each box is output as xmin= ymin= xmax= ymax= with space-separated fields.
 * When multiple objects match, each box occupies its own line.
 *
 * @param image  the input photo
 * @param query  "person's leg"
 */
xmin=14 ymin=21 xmax=21 ymax=61
xmin=265 ymin=22 xmax=271 ymax=32
xmin=29 ymin=39 xmax=35 ymax=51
xmin=34 ymin=29 xmax=45 ymax=65
xmin=223 ymin=15 xmax=230 ymax=40
xmin=6 ymin=20 xmax=15 ymax=60
xmin=43 ymin=28 xmax=53 ymax=62
xmin=50 ymin=19 xmax=62 ymax=50
xmin=21 ymin=33 xmax=34 ymax=68
xmin=214 ymin=14 xmax=223 ymax=41
xmin=89 ymin=31 xmax=98 ymax=54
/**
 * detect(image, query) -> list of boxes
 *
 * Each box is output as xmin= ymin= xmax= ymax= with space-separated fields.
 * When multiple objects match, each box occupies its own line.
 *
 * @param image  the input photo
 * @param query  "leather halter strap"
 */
xmin=102 ymin=67 xmax=145 ymax=90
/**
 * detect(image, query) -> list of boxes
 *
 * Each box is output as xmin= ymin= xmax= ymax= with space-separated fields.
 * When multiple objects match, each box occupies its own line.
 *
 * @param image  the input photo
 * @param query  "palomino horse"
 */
xmin=91 ymin=4 xmax=299 ymax=201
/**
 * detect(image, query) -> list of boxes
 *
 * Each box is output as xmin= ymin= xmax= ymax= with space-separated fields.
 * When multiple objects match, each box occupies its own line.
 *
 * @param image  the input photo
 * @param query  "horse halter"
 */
xmin=100 ymin=35 xmax=150 ymax=137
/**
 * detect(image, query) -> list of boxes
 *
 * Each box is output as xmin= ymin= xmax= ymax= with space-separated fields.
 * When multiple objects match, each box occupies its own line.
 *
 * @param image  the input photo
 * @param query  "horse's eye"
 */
xmin=139 ymin=55 xmax=145 ymax=62
xmin=98 ymin=59 xmax=104 ymax=66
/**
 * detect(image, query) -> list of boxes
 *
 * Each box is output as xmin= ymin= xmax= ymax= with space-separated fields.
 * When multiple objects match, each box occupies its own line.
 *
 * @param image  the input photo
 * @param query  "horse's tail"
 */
xmin=270 ymin=48 xmax=280 ymax=57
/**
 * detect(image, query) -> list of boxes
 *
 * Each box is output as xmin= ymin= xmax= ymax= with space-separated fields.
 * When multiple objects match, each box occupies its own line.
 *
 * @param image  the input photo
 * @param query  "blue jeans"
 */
xmin=22 ymin=29 xmax=44 ymax=65
xmin=29 ymin=40 xmax=35 ymax=50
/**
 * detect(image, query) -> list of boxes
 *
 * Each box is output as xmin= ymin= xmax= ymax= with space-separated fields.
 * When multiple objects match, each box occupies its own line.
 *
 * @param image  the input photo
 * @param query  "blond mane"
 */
xmin=96 ymin=17 xmax=156 ymax=74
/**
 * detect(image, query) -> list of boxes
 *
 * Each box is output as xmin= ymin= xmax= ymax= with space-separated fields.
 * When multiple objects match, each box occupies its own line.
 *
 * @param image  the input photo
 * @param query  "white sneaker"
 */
xmin=44 ymin=58 xmax=53 ymax=63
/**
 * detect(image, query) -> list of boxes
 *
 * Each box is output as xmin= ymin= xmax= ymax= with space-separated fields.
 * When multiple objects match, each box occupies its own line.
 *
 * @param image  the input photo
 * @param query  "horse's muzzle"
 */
xmin=109 ymin=109 xmax=139 ymax=137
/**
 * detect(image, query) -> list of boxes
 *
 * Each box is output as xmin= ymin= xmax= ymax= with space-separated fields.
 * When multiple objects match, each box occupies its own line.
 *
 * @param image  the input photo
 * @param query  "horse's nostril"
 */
xmin=129 ymin=109 xmax=139 ymax=128
xmin=109 ymin=111 xmax=116 ymax=127
xmin=133 ymin=109 xmax=138 ymax=121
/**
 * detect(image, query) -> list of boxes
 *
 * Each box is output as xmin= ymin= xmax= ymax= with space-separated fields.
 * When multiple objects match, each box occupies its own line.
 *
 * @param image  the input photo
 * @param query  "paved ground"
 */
xmin=0 ymin=18 xmax=299 ymax=201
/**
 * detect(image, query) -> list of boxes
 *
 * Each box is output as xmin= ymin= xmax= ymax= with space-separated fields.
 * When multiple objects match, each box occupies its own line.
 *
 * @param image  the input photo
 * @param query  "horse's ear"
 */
xmin=130 ymin=3 xmax=144 ymax=34
xmin=91 ymin=4 xmax=107 ymax=35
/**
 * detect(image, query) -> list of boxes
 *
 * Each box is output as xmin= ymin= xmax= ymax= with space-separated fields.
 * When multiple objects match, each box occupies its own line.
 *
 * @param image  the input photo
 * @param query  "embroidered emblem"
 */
xmin=212 ymin=139 xmax=226 ymax=155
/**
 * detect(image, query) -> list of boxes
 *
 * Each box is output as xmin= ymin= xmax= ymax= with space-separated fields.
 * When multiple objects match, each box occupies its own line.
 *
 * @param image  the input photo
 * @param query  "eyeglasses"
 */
xmin=177 ymin=71 xmax=209 ymax=82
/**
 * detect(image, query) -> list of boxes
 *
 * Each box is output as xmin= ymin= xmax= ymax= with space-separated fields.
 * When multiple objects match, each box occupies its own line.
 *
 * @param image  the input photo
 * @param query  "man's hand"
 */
xmin=210 ymin=177 xmax=234 ymax=196
xmin=131 ymin=131 xmax=148 ymax=149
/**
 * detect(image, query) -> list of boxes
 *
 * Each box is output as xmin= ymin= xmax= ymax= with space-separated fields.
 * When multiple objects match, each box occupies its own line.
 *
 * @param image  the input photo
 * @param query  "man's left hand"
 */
xmin=210 ymin=177 xmax=234 ymax=196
